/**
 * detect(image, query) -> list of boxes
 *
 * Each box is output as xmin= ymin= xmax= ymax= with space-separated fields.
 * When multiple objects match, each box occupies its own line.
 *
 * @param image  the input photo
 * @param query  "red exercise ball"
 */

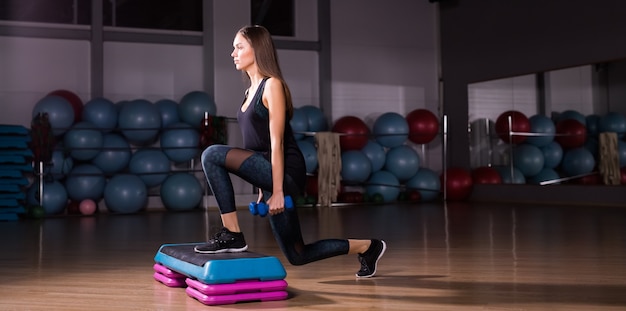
xmin=79 ymin=199 xmax=97 ymax=215
xmin=332 ymin=116 xmax=370 ymax=151
xmin=305 ymin=174 xmax=318 ymax=197
xmin=621 ymin=167 xmax=626 ymax=185
xmin=555 ymin=119 xmax=586 ymax=149
xmin=471 ymin=166 xmax=502 ymax=184
xmin=440 ymin=167 xmax=473 ymax=201
xmin=574 ymin=173 xmax=601 ymax=185
xmin=406 ymin=109 xmax=439 ymax=144
xmin=48 ymin=89 xmax=84 ymax=123
xmin=495 ymin=110 xmax=530 ymax=144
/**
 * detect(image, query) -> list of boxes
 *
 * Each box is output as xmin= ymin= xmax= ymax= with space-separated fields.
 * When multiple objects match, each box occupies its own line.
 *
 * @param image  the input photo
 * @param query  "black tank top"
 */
xmin=237 ymin=78 xmax=306 ymax=193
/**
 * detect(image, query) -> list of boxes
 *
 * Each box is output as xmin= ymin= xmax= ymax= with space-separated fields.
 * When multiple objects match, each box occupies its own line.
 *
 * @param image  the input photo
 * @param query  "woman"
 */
xmin=194 ymin=25 xmax=386 ymax=278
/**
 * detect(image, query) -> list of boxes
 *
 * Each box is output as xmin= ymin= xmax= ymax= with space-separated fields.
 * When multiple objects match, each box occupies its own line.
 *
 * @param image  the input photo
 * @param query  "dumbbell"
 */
xmin=249 ymin=196 xmax=294 ymax=217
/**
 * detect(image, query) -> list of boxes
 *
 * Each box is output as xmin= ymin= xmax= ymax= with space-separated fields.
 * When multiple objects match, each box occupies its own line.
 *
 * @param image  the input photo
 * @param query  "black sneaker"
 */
xmin=194 ymin=227 xmax=248 ymax=254
xmin=356 ymin=239 xmax=386 ymax=278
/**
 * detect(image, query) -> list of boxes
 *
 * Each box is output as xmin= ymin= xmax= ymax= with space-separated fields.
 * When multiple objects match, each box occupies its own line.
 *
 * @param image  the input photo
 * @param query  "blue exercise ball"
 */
xmin=104 ymin=174 xmax=147 ymax=214
xmin=160 ymin=123 xmax=200 ymax=163
xmin=528 ymin=168 xmax=560 ymax=185
xmin=561 ymin=147 xmax=595 ymax=176
xmin=384 ymin=145 xmax=420 ymax=181
xmin=541 ymin=141 xmax=563 ymax=169
xmin=493 ymin=166 xmax=526 ymax=184
xmin=32 ymin=95 xmax=75 ymax=136
xmin=556 ymin=110 xmax=586 ymax=125
xmin=64 ymin=121 xmax=103 ymax=161
xmin=299 ymin=105 xmax=328 ymax=132
xmin=27 ymin=180 xmax=68 ymax=215
xmin=341 ymin=150 xmax=372 ymax=183
xmin=297 ymin=140 xmax=318 ymax=174
xmin=302 ymin=135 xmax=316 ymax=145
xmin=406 ymin=168 xmax=441 ymax=202
xmin=155 ymin=99 xmax=180 ymax=129
xmin=361 ymin=140 xmax=386 ymax=172
xmin=48 ymin=149 xmax=73 ymax=180
xmin=365 ymin=170 xmax=400 ymax=203
xmin=584 ymin=137 xmax=599 ymax=159
xmin=512 ymin=144 xmax=544 ymax=177
xmin=91 ymin=133 xmax=131 ymax=174
xmin=586 ymin=114 xmax=601 ymax=137
xmin=129 ymin=149 xmax=170 ymax=188
xmin=526 ymin=114 xmax=555 ymax=147
xmin=373 ymin=112 xmax=408 ymax=148
xmin=42 ymin=180 xmax=68 ymax=215
xmin=290 ymin=107 xmax=308 ymax=140
xmin=599 ymin=112 xmax=626 ymax=138
xmin=179 ymin=91 xmax=216 ymax=128
xmin=65 ymin=164 xmax=106 ymax=201
xmin=160 ymin=173 xmax=203 ymax=211
xmin=82 ymin=97 xmax=117 ymax=132
xmin=118 ymin=99 xmax=161 ymax=145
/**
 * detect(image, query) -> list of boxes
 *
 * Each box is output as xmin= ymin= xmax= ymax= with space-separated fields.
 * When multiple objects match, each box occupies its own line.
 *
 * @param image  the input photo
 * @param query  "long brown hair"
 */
xmin=238 ymin=25 xmax=294 ymax=119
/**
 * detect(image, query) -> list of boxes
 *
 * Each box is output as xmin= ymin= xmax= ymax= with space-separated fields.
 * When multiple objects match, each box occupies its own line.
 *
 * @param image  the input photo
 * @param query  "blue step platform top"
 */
xmin=0 ymin=177 xmax=29 ymax=186
xmin=154 ymin=243 xmax=287 ymax=284
xmin=0 ymin=155 xmax=27 ymax=164
xmin=0 ymin=198 xmax=19 ymax=207
xmin=0 ymin=184 xmax=20 ymax=193
xmin=0 ymin=125 xmax=30 ymax=221
xmin=0 ymin=213 xmax=19 ymax=221
xmin=0 ymin=135 xmax=30 ymax=142
xmin=0 ymin=206 xmax=26 ymax=214
xmin=0 ymin=149 xmax=33 ymax=157
xmin=0 ymin=206 xmax=26 ymax=221
xmin=0 ymin=192 xmax=25 ymax=200
xmin=0 ymin=140 xmax=28 ymax=149
xmin=0 ymin=170 xmax=22 ymax=178
xmin=0 ymin=164 xmax=32 ymax=171
xmin=0 ymin=125 xmax=29 ymax=135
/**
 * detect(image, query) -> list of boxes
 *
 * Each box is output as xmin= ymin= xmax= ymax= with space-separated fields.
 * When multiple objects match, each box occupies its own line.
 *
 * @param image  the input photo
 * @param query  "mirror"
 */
xmin=468 ymin=61 xmax=626 ymax=186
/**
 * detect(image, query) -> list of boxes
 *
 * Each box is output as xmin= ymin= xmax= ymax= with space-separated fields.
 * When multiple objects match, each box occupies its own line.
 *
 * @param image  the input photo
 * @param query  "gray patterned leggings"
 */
xmin=200 ymin=144 xmax=349 ymax=265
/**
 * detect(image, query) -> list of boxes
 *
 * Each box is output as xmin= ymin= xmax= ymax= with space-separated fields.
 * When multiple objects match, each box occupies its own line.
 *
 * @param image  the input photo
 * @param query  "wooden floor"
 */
xmin=1 ymin=201 xmax=626 ymax=310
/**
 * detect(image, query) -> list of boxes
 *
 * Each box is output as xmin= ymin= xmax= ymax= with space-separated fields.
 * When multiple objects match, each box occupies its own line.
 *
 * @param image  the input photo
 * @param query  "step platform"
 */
xmin=153 ymin=263 xmax=186 ymax=287
xmin=0 ymin=125 xmax=29 ymax=135
xmin=153 ymin=243 xmax=286 ymax=284
xmin=153 ymin=243 xmax=289 ymax=305
xmin=186 ymin=285 xmax=288 ymax=306
xmin=185 ymin=278 xmax=288 ymax=306
xmin=0 ymin=137 xmax=29 ymax=149
xmin=186 ymin=278 xmax=288 ymax=296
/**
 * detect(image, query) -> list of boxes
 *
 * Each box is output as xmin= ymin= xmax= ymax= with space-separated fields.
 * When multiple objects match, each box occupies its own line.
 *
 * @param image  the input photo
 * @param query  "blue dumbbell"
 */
xmin=249 ymin=196 xmax=294 ymax=217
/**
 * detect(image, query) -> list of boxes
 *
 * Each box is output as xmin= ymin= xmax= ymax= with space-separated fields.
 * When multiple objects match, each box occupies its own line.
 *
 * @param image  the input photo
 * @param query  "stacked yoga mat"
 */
xmin=0 ymin=125 xmax=31 ymax=221
xmin=153 ymin=243 xmax=288 ymax=306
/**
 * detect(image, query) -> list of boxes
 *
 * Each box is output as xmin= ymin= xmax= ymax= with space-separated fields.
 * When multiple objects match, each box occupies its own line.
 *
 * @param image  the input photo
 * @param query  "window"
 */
xmin=103 ymin=0 xmax=202 ymax=31
xmin=0 ymin=0 xmax=91 ymax=25
xmin=251 ymin=0 xmax=294 ymax=37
